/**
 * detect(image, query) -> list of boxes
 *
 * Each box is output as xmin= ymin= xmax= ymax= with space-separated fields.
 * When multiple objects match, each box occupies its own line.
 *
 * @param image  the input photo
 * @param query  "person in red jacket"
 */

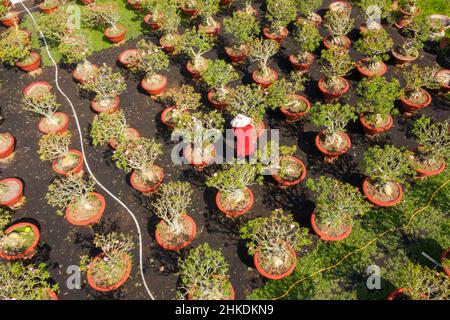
xmin=231 ymin=114 xmax=257 ymax=158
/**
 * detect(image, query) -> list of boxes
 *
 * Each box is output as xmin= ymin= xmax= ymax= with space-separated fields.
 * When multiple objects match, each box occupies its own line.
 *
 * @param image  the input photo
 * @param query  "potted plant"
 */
xmin=249 ymin=38 xmax=279 ymax=88
xmin=90 ymin=110 xmax=140 ymax=150
xmin=180 ymin=0 xmax=199 ymax=17
xmin=399 ymin=0 xmax=421 ymax=18
xmin=201 ymin=59 xmax=239 ymax=109
xmin=318 ymin=46 xmax=354 ymax=100
xmin=22 ymin=92 xmax=69 ymax=134
xmin=441 ymin=249 xmax=450 ymax=277
xmin=197 ymin=0 xmax=221 ymax=36
xmin=128 ymin=0 xmax=145 ymax=10
xmin=354 ymin=28 xmax=393 ymax=78
xmin=241 ymin=0 xmax=257 ymax=16
xmin=80 ymin=64 xmax=127 ymax=113
xmin=0 ymin=178 xmax=25 ymax=209
xmin=174 ymin=111 xmax=224 ymax=171
xmin=35 ymin=7 xmax=71 ymax=43
xmin=435 ymin=69 xmax=450 ymax=94
xmin=38 ymin=132 xmax=84 ymax=176
xmin=223 ymin=10 xmax=260 ymax=63
xmin=112 ymin=137 xmax=164 ymax=194
xmin=84 ymin=3 xmax=127 ymax=43
xmin=46 ymin=174 xmax=105 ymax=226
xmin=358 ymin=0 xmax=393 ymax=31
xmin=157 ymin=1 xmax=182 ymax=53
xmin=0 ymin=132 xmax=15 ymax=160
xmin=0 ymin=261 xmax=59 ymax=300
xmin=263 ymin=0 xmax=297 ymax=43
xmin=323 ymin=9 xmax=354 ymax=49
xmin=310 ymin=102 xmax=356 ymax=163
xmin=0 ymin=220 xmax=40 ymax=260
xmin=267 ymin=72 xmax=310 ymax=122
xmin=179 ymin=243 xmax=234 ymax=300
xmin=356 ymin=76 xmax=400 ymax=135
xmin=152 ymin=181 xmax=196 ymax=251
xmin=362 ymin=145 xmax=414 ymax=207
xmin=132 ymin=40 xmax=170 ymax=96
xmin=161 ymin=85 xmax=202 ymax=128
xmin=295 ymin=0 xmax=323 ymax=26
xmin=0 ymin=27 xmax=41 ymax=72
xmin=410 ymin=116 xmax=449 ymax=177
xmin=328 ymin=0 xmax=352 ymax=12
xmin=400 ymin=64 xmax=440 ymax=114
xmin=0 ymin=2 xmax=20 ymax=27
xmin=39 ymin=0 xmax=60 ymax=14
xmin=206 ymin=162 xmax=262 ymax=217
xmin=289 ymin=20 xmax=321 ymax=72
xmin=142 ymin=0 xmax=165 ymax=30
xmin=80 ymin=232 xmax=134 ymax=292
xmin=240 ymin=208 xmax=311 ymax=279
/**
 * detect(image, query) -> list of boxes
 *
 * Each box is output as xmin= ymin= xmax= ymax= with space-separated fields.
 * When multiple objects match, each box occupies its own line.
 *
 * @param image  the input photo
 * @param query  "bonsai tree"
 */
xmin=0 ymin=27 xmax=33 ymax=67
xmin=222 ymin=10 xmax=260 ymax=60
xmin=228 ymin=84 xmax=267 ymax=124
xmin=84 ymin=2 xmax=126 ymax=42
xmin=323 ymin=9 xmax=354 ymax=48
xmin=318 ymin=46 xmax=354 ymax=97
xmin=411 ymin=116 xmax=450 ymax=174
xmin=307 ymin=176 xmax=370 ymax=239
xmin=295 ymin=0 xmax=323 ymax=25
xmin=90 ymin=110 xmax=136 ymax=147
xmin=162 ymin=85 xmax=202 ymax=127
xmin=35 ymin=7 xmax=71 ymax=43
xmin=177 ymin=28 xmax=215 ymax=75
xmin=201 ymin=59 xmax=239 ymax=106
xmin=290 ymin=20 xmax=322 ymax=70
xmin=157 ymin=1 xmax=182 ymax=49
xmin=394 ymin=14 xmax=430 ymax=61
xmin=240 ymin=209 xmax=311 ymax=278
xmin=0 ymin=262 xmax=59 ymax=300
xmin=264 ymin=0 xmax=297 ymax=39
xmin=0 ymin=221 xmax=36 ymax=258
xmin=358 ymin=0 xmax=393 ymax=27
xmin=58 ymin=32 xmax=95 ymax=81
xmin=22 ymin=92 xmax=65 ymax=133
xmin=400 ymin=64 xmax=440 ymax=108
xmin=178 ymin=243 xmax=233 ymax=300
xmin=399 ymin=0 xmax=420 ymax=16
xmin=80 ymin=232 xmax=134 ymax=290
xmin=196 ymin=0 xmax=221 ymax=34
xmin=38 ymin=132 xmax=81 ymax=174
xmin=362 ymin=145 xmax=414 ymax=205
xmin=356 ymin=76 xmax=400 ymax=132
xmin=249 ymin=38 xmax=279 ymax=86
xmin=354 ymin=28 xmax=393 ymax=76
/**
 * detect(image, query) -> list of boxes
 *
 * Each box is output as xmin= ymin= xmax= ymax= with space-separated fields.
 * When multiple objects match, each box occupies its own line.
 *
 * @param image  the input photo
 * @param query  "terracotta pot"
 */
xmin=72 ymin=63 xmax=99 ymax=84
xmin=252 ymin=68 xmax=278 ymax=88
xmin=435 ymin=69 xmax=450 ymax=94
xmin=0 ymin=10 xmax=20 ymax=27
xmin=143 ymin=13 xmax=160 ymax=30
xmin=0 ymin=178 xmax=24 ymax=208
xmin=359 ymin=113 xmax=393 ymax=135
xmin=298 ymin=12 xmax=322 ymax=27
xmin=207 ymin=90 xmax=228 ymax=109
xmin=130 ymin=166 xmax=164 ymax=193
xmin=186 ymin=60 xmax=205 ymax=79
xmin=318 ymin=77 xmax=349 ymax=100
xmin=0 ymin=133 xmax=15 ymax=159
xmin=180 ymin=5 xmax=199 ymax=17
xmin=38 ymin=112 xmax=69 ymax=134
xmin=65 ymin=192 xmax=105 ymax=226
xmin=46 ymin=289 xmax=58 ymax=300
xmin=279 ymin=95 xmax=311 ymax=122
xmin=415 ymin=161 xmax=446 ymax=178
xmin=328 ymin=1 xmax=352 ymax=12
xmin=216 ymin=187 xmax=254 ymax=218
xmin=86 ymin=253 xmax=132 ymax=292
xmin=39 ymin=4 xmax=59 ymax=14
xmin=262 ymin=27 xmax=288 ymax=43
xmin=387 ymin=288 xmax=411 ymax=300
xmin=187 ymin=276 xmax=235 ymax=300
xmin=362 ymin=177 xmax=403 ymax=207
xmin=52 ymin=150 xmax=84 ymax=176
xmin=91 ymin=96 xmax=120 ymax=113
xmin=220 ymin=0 xmax=232 ymax=5
xmin=315 ymin=131 xmax=351 ymax=162
xmin=0 ymin=222 xmax=40 ymax=260
xmin=225 ymin=46 xmax=248 ymax=63
xmin=356 ymin=60 xmax=387 ymax=78
xmin=161 ymin=106 xmax=177 ymax=129
xmin=323 ymin=35 xmax=351 ymax=50
xmin=15 ymin=52 xmax=41 ymax=72
xmin=104 ymin=25 xmax=126 ymax=43
xmin=311 ymin=212 xmax=352 ymax=241
xmin=80 ymin=0 xmax=95 ymax=4
xmin=117 ymin=49 xmax=139 ymax=68
xmin=154 ymin=215 xmax=196 ymax=251
xmin=198 ymin=22 xmax=221 ymax=36
xmin=109 ymin=127 xmax=140 ymax=150
xmin=271 ymin=156 xmax=307 ymax=187
xmin=23 ymin=81 xmax=52 ymax=98
xmin=183 ymin=143 xmax=216 ymax=171
xmin=254 ymin=244 xmax=297 ymax=280
xmin=441 ymin=248 xmax=450 ymax=277
xmin=127 ymin=0 xmax=142 ymax=10
xmin=400 ymin=89 xmax=432 ymax=113
xmin=391 ymin=48 xmax=417 ymax=66
xmin=141 ymin=75 xmax=168 ymax=96
xmin=289 ymin=53 xmax=314 ymax=72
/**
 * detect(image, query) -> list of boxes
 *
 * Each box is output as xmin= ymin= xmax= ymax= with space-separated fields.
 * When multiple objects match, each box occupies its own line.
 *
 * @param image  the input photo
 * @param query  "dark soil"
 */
xmin=0 ymin=0 xmax=449 ymax=300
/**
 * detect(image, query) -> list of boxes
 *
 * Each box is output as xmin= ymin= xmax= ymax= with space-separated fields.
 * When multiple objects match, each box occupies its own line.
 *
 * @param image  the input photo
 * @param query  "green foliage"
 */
xmin=197 ymin=0 xmax=220 ymax=27
xmin=0 ymin=207 xmax=11 ymax=230
xmin=22 ymin=92 xmax=60 ymax=119
xmin=174 ymin=111 xmax=224 ymax=148
xmin=113 ymin=137 xmax=162 ymax=173
xmin=206 ymin=162 xmax=262 ymax=195
xmin=84 ymin=2 xmax=121 ymax=31
xmin=324 ymin=9 xmax=354 ymax=41
xmin=201 ymin=59 xmax=239 ymax=98
xmin=296 ymin=0 xmax=323 ymax=17
xmin=38 ymin=131 xmax=71 ymax=161
xmin=402 ymin=64 xmax=440 ymax=97
xmin=266 ymin=73 xmax=308 ymax=111
xmin=266 ymin=0 xmax=297 ymax=32
xmin=292 ymin=20 xmax=321 ymax=60
xmin=249 ymin=38 xmax=279 ymax=77
xmin=80 ymin=64 xmax=126 ymax=101
xmin=228 ymin=84 xmax=267 ymax=121
xmin=0 ymin=27 xmax=30 ymax=65
xmin=223 ymin=10 xmax=260 ymax=48
xmin=309 ymin=102 xmax=357 ymax=135
xmin=399 ymin=14 xmax=431 ymax=56
xmin=177 ymin=28 xmax=215 ymax=68
xmin=58 ymin=33 xmax=93 ymax=64
xmin=90 ymin=110 xmax=128 ymax=146
xmin=35 ymin=8 xmax=70 ymax=43
xmin=354 ymin=28 xmax=393 ymax=65
xmin=164 ymin=84 xmax=202 ymax=114
xmin=134 ymin=39 xmax=169 ymax=78
xmin=358 ymin=0 xmax=393 ymax=20
xmin=319 ymin=47 xmax=354 ymax=83
xmin=156 ymin=0 xmax=181 ymax=36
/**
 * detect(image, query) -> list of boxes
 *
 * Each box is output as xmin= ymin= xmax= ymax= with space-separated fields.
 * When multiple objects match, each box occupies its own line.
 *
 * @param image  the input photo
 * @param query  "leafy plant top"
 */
xmin=228 ymin=84 xmax=267 ymax=121
xmin=223 ymin=10 xmax=260 ymax=48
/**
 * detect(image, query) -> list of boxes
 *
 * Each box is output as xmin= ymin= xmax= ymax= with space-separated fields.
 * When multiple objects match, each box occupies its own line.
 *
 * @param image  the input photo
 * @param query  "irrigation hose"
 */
xmin=18 ymin=1 xmax=156 ymax=300
xmin=271 ymin=177 xmax=450 ymax=300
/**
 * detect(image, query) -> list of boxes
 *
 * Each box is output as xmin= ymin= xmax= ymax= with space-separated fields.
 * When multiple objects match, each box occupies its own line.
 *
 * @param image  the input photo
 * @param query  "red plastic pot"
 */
xmin=435 ymin=69 xmax=450 ymax=94
xmin=271 ymin=156 xmax=307 ymax=187
xmin=318 ymin=77 xmax=349 ymax=100
xmin=91 ymin=96 xmax=120 ymax=114
xmin=441 ymin=248 xmax=450 ymax=277
xmin=225 ymin=46 xmax=248 ymax=63
xmin=109 ymin=127 xmax=140 ymax=150
xmin=198 ymin=22 xmax=221 ymax=36
xmin=328 ymin=1 xmax=352 ymax=12
xmin=207 ymin=90 xmax=228 ymax=110
xmin=183 ymin=143 xmax=216 ymax=171
xmin=0 ymin=178 xmax=24 ymax=208
xmin=15 ymin=52 xmax=41 ymax=72
xmin=216 ymin=187 xmax=254 ymax=218
xmin=415 ymin=161 xmax=446 ymax=178
xmin=279 ymin=95 xmax=311 ymax=122
xmin=104 ymin=25 xmax=126 ymax=43
xmin=323 ymin=35 xmax=351 ymax=50
xmin=252 ymin=68 xmax=278 ymax=88
xmin=220 ymin=0 xmax=232 ymax=5
xmin=289 ymin=53 xmax=314 ymax=72
xmin=52 ymin=150 xmax=84 ymax=176
xmin=65 ymin=192 xmax=105 ymax=226
xmin=0 ymin=222 xmax=40 ymax=260
xmin=130 ymin=166 xmax=164 ymax=193
xmin=253 ymin=244 xmax=297 ymax=280
xmin=160 ymin=34 xmax=180 ymax=53
xmin=46 ymin=289 xmax=58 ymax=300
xmin=362 ymin=178 xmax=403 ymax=207
xmin=359 ymin=113 xmax=393 ymax=135
xmin=311 ymin=212 xmax=352 ymax=241
xmin=127 ymin=0 xmax=142 ymax=10
xmin=262 ymin=27 xmax=288 ymax=43
xmin=72 ymin=63 xmax=99 ymax=84
xmin=356 ymin=60 xmax=387 ymax=78
xmin=387 ymin=288 xmax=411 ymax=300
xmin=391 ymin=48 xmax=417 ymax=66
xmin=186 ymin=60 xmax=205 ymax=80
xmin=161 ymin=107 xmax=177 ymax=129
xmin=38 ymin=112 xmax=69 ymax=134
xmin=141 ymin=75 xmax=168 ymax=96
xmin=400 ymin=89 xmax=432 ymax=113
xmin=80 ymin=0 xmax=95 ymax=4
xmin=143 ymin=13 xmax=160 ymax=30
xmin=180 ymin=5 xmax=199 ymax=17
xmin=23 ymin=81 xmax=52 ymax=98
xmin=315 ymin=131 xmax=351 ymax=162
xmin=0 ymin=133 xmax=15 ymax=159
xmin=154 ymin=215 xmax=196 ymax=251
xmin=117 ymin=49 xmax=139 ymax=68
xmin=86 ymin=253 xmax=132 ymax=292
xmin=0 ymin=10 xmax=20 ymax=27
xmin=39 ymin=4 xmax=59 ymax=14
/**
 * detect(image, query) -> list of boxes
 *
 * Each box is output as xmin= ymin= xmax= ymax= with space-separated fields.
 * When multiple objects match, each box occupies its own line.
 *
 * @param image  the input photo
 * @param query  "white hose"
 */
xmin=18 ymin=1 xmax=155 ymax=300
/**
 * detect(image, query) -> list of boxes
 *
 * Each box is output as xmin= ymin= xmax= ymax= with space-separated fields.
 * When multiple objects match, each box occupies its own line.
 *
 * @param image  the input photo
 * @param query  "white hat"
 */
xmin=230 ymin=114 xmax=252 ymax=128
